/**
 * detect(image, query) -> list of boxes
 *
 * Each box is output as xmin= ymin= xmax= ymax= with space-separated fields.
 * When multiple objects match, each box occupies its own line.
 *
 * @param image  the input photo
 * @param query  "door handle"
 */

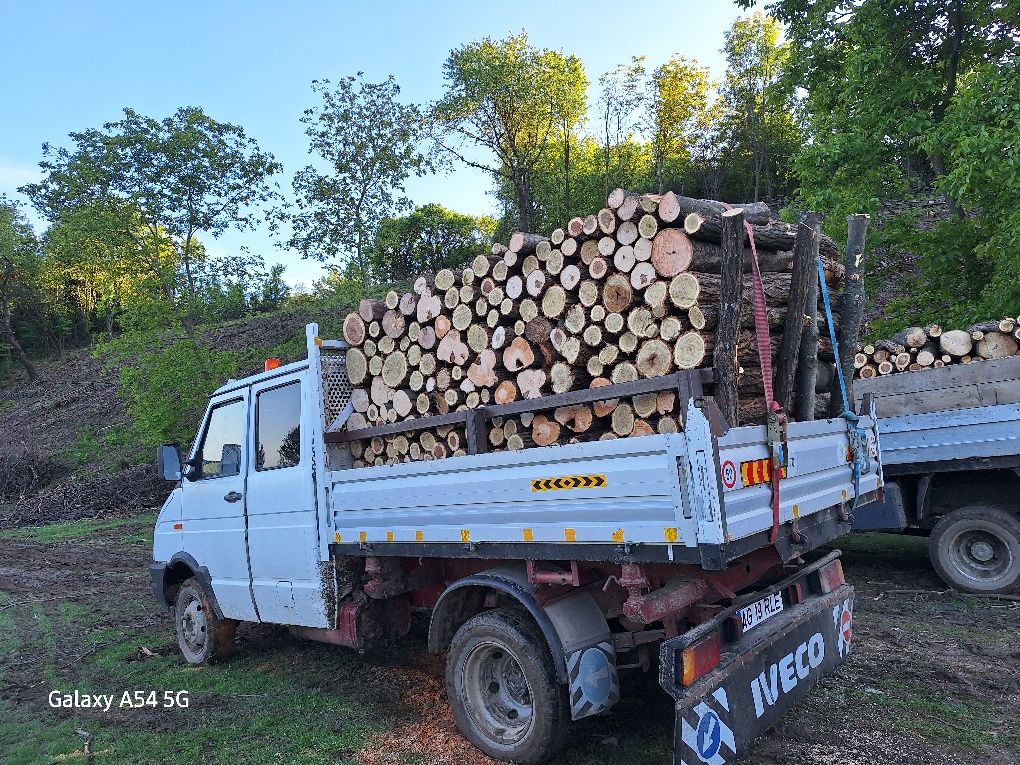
xmin=224 ymin=491 xmax=243 ymax=503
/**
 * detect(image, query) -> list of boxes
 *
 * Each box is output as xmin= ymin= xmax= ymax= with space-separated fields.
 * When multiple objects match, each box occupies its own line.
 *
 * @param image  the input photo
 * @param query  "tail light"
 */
xmin=265 ymin=357 xmax=282 ymax=371
xmin=679 ymin=632 xmax=721 ymax=686
xmin=815 ymin=559 xmax=845 ymax=594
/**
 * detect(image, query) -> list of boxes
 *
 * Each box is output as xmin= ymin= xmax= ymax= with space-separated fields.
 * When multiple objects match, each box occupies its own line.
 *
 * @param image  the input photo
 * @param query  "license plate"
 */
xmin=738 ymin=591 xmax=784 ymax=632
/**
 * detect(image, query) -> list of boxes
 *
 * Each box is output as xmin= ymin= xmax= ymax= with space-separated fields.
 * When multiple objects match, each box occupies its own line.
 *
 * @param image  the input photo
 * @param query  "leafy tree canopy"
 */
xmin=368 ymin=204 xmax=495 ymax=285
xmin=287 ymin=75 xmax=427 ymax=285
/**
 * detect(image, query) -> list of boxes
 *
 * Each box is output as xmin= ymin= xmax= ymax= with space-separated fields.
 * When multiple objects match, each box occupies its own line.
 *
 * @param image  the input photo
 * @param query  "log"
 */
xmin=503 ymin=337 xmax=535 ymax=371
xmin=508 ymin=232 xmax=545 ymax=255
xmin=712 ymin=208 xmax=746 ymax=425
xmin=590 ymin=378 xmax=619 ymax=417
xmin=347 ymin=347 xmax=368 ymax=385
xmin=775 ymin=219 xmax=817 ymax=413
xmin=650 ymin=228 xmax=693 ymax=278
xmin=674 ymin=332 xmax=706 ymax=369
xmin=531 ymin=415 xmax=561 ymax=446
xmin=663 ymin=192 xmax=771 ymax=225
xmin=636 ymin=338 xmax=673 ymax=378
xmin=343 ymin=313 xmax=366 ymax=346
xmin=891 ymin=326 xmax=928 ymax=350
xmin=541 ymin=285 xmax=569 ymax=319
xmin=554 ymin=404 xmax=594 ymax=433
xmin=359 ymin=298 xmax=386 ymax=322
xmin=686 ymin=215 xmax=840 ymax=261
xmin=517 ymin=368 xmax=546 ymax=399
xmin=831 ymin=213 xmax=869 ymax=416
xmin=976 ymin=332 xmax=1019 ymax=359
xmin=939 ymin=329 xmax=972 ymax=357
xmin=382 ymin=309 xmax=405 ymax=339
xmin=793 ymin=214 xmax=821 ymax=421
xmin=668 ymin=273 xmax=700 ymax=309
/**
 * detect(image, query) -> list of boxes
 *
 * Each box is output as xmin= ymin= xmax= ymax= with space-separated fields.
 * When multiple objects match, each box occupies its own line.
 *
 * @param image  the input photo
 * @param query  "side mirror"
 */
xmin=156 ymin=444 xmax=183 ymax=482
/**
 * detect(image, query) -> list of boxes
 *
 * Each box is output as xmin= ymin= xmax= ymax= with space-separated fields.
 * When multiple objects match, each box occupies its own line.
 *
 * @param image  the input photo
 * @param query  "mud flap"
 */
xmin=662 ymin=584 xmax=854 ymax=765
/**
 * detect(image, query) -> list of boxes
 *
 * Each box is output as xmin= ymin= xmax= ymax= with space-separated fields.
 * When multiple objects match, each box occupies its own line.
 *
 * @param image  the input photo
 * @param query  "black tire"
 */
xmin=174 ymin=577 xmax=237 ymax=664
xmin=929 ymin=506 xmax=1020 ymax=594
xmin=445 ymin=608 xmax=568 ymax=764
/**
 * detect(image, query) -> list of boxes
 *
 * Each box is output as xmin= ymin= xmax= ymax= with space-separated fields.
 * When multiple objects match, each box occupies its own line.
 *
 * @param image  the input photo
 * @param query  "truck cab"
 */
xmin=152 ymin=357 xmax=334 ymax=662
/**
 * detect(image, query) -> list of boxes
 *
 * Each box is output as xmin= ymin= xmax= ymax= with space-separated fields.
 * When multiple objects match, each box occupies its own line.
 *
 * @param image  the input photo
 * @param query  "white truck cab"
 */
xmin=151 ymin=357 xmax=332 ymax=653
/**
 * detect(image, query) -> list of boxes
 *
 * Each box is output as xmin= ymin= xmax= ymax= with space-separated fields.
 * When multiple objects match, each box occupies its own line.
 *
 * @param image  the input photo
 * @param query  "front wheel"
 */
xmin=174 ymin=577 xmax=237 ymax=664
xmin=445 ymin=608 xmax=568 ymax=764
xmin=929 ymin=506 xmax=1020 ymax=594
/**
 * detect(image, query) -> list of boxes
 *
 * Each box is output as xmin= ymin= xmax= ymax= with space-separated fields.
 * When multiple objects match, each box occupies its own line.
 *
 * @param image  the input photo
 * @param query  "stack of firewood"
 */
xmin=341 ymin=190 xmax=846 ymax=468
xmin=853 ymin=317 xmax=1020 ymax=379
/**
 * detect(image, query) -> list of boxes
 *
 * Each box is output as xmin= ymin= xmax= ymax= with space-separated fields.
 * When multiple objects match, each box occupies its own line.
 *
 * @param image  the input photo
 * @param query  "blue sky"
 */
xmin=1 ymin=1 xmax=758 ymax=287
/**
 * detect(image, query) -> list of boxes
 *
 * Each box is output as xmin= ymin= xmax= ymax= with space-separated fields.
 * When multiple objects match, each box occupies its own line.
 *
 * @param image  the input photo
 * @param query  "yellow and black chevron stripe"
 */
xmin=531 ymin=474 xmax=607 ymax=492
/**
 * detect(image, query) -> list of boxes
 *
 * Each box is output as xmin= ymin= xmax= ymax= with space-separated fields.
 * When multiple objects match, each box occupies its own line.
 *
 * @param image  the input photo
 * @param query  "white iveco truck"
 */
xmin=151 ymin=324 xmax=882 ymax=764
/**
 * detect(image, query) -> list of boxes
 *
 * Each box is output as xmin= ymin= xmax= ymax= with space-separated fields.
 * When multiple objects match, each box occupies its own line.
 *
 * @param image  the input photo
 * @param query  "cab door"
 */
xmin=245 ymin=377 xmax=328 ymax=627
xmin=180 ymin=392 xmax=258 ymax=621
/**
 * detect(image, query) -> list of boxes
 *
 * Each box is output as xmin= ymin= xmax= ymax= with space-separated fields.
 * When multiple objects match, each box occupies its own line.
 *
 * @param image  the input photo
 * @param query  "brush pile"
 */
xmin=342 ymin=190 xmax=847 ymax=467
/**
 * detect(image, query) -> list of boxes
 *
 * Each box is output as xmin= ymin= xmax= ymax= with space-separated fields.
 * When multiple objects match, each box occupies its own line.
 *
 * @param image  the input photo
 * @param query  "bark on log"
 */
xmin=793 ymin=214 xmax=822 ymax=421
xmin=775 ymin=219 xmax=817 ymax=413
xmin=713 ymin=208 xmax=746 ymax=426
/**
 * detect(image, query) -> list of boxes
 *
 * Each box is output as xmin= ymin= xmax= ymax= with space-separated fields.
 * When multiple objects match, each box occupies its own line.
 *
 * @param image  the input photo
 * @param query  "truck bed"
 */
xmin=854 ymin=355 xmax=1020 ymax=473
xmin=326 ymin=400 xmax=882 ymax=569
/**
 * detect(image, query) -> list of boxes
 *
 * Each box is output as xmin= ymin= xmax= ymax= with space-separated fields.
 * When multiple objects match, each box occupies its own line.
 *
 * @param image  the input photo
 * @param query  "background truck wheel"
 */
xmin=929 ymin=506 xmax=1020 ymax=594
xmin=174 ymin=577 xmax=237 ymax=664
xmin=445 ymin=608 xmax=568 ymax=764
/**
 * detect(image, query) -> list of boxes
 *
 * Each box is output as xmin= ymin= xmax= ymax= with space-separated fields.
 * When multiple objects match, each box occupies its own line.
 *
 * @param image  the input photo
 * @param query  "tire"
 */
xmin=445 ymin=608 xmax=568 ymax=764
xmin=174 ymin=577 xmax=237 ymax=664
xmin=929 ymin=506 xmax=1020 ymax=594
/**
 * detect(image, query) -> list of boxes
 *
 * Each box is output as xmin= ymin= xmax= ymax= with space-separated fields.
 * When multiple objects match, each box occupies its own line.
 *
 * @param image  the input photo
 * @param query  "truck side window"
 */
xmin=196 ymin=399 xmax=245 ymax=479
xmin=256 ymin=382 xmax=301 ymax=471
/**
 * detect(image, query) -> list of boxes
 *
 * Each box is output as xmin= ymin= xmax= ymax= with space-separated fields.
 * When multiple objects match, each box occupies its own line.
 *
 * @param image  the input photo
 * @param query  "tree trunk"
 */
xmin=2 ymin=294 xmax=38 ymax=381
xmin=792 ymin=214 xmax=821 ymax=421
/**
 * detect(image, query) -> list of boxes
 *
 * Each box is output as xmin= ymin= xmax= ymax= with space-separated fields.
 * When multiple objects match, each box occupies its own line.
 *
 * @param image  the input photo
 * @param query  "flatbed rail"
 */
xmin=325 ymin=368 xmax=716 ymax=454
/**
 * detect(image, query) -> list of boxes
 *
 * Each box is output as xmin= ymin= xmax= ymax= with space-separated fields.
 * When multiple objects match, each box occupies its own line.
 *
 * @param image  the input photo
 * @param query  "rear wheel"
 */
xmin=929 ymin=506 xmax=1020 ymax=594
xmin=445 ymin=608 xmax=567 ymax=764
xmin=174 ymin=577 xmax=237 ymax=664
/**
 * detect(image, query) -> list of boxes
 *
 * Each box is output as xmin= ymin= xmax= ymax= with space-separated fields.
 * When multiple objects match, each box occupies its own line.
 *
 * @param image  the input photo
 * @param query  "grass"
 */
xmin=0 ymin=517 xmax=1016 ymax=764
xmin=0 ymin=513 xmax=156 ymax=545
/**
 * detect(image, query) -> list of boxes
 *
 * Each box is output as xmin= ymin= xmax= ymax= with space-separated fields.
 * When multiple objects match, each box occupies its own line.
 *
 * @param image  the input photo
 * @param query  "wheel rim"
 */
xmin=462 ymin=640 xmax=534 ymax=745
xmin=178 ymin=592 xmax=208 ymax=655
xmin=947 ymin=526 xmax=1013 ymax=584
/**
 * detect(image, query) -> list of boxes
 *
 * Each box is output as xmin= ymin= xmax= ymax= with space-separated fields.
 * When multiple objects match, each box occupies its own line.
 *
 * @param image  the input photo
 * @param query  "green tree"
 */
xmin=754 ymin=0 xmax=1020 ymax=329
xmin=645 ymin=56 xmax=717 ymax=194
xmin=433 ymin=33 xmax=588 ymax=233
xmin=0 ymin=198 xmax=43 ymax=380
xmin=22 ymin=107 xmax=282 ymax=331
xmin=719 ymin=12 xmax=800 ymax=202
xmin=368 ymin=204 xmax=495 ymax=284
xmin=597 ymin=57 xmax=647 ymax=198
xmin=287 ymin=75 xmax=427 ymax=286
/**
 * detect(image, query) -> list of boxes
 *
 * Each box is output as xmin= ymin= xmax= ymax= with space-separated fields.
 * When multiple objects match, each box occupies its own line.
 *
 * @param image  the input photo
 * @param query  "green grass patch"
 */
xmin=848 ymin=678 xmax=1019 ymax=754
xmin=0 ymin=513 xmax=156 ymax=545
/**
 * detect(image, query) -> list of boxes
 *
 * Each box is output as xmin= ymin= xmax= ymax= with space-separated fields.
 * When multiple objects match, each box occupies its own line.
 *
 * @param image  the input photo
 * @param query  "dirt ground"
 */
xmin=0 ymin=515 xmax=1017 ymax=765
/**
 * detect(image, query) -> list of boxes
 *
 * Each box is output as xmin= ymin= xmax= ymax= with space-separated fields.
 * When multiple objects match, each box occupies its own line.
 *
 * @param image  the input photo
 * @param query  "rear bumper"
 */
xmin=660 ymin=556 xmax=854 ymax=764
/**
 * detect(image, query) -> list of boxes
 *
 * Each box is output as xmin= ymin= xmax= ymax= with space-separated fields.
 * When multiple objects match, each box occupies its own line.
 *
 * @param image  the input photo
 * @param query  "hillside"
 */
xmin=0 ymin=303 xmax=348 ymax=528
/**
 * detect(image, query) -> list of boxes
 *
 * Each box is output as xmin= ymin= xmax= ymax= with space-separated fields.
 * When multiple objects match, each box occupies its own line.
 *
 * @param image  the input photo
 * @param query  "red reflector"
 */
xmin=265 ymin=357 xmax=282 ymax=371
xmin=679 ymin=632 xmax=722 ymax=686
xmin=816 ymin=559 xmax=845 ymax=594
